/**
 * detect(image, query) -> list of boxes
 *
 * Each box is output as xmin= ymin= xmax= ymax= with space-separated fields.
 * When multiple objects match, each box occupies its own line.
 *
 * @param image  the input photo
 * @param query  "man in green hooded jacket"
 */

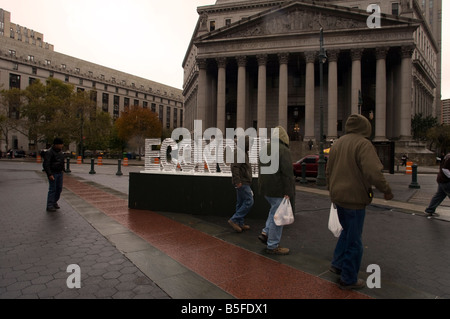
xmin=326 ymin=114 xmax=393 ymax=290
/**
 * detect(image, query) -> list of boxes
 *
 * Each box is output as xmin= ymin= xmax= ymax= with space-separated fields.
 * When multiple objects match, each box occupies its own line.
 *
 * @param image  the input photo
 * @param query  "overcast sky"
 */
xmin=0 ymin=0 xmax=449 ymax=100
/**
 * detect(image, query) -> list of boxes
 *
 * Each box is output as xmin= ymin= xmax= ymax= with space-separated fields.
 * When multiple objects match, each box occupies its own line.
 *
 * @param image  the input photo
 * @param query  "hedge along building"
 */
xmin=182 ymin=0 xmax=441 ymax=164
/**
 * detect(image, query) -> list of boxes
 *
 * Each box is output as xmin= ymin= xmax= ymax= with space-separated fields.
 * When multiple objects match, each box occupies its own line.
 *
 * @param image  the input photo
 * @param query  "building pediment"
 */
xmin=196 ymin=1 xmax=417 ymax=43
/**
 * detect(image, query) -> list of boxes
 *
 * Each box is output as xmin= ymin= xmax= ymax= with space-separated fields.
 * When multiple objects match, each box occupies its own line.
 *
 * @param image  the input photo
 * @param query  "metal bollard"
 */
xmin=66 ymin=157 xmax=71 ymax=174
xmin=116 ymin=159 xmax=123 ymax=176
xmin=409 ymin=164 xmax=420 ymax=189
xmin=300 ymin=162 xmax=308 ymax=184
xmin=89 ymin=158 xmax=96 ymax=175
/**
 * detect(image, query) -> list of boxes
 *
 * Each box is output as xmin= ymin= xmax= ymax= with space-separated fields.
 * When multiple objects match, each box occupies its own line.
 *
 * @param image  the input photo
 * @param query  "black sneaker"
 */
xmin=54 ymin=203 xmax=61 ymax=209
xmin=46 ymin=207 xmax=56 ymax=212
xmin=426 ymin=211 xmax=440 ymax=218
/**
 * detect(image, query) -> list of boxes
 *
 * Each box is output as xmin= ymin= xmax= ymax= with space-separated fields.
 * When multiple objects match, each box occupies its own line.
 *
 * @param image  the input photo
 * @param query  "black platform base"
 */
xmin=128 ymin=172 xmax=269 ymax=220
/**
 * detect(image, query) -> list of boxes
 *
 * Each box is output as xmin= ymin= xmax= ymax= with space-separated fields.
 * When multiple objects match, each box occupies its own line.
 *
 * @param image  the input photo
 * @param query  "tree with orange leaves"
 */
xmin=114 ymin=105 xmax=162 ymax=160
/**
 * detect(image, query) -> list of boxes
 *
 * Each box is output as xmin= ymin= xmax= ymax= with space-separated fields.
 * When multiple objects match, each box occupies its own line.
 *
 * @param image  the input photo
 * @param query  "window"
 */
xmin=180 ymin=109 xmax=183 ymax=127
xmin=166 ymin=106 xmax=171 ymax=128
xmin=45 ymin=59 xmax=51 ymax=66
xmin=8 ymin=49 xmax=16 ymax=57
xmin=210 ymin=20 xmax=215 ymax=32
xmin=113 ymin=95 xmax=120 ymax=119
xmin=143 ymin=101 xmax=148 ymax=109
xmin=151 ymin=103 xmax=156 ymax=113
xmin=159 ymin=105 xmax=164 ymax=123
xmin=173 ymin=108 xmax=178 ymax=128
xmin=124 ymin=98 xmax=130 ymax=108
xmin=102 ymin=93 xmax=109 ymax=112
xmin=225 ymin=19 xmax=231 ymax=26
xmin=32 ymin=67 xmax=37 ymax=75
xmin=9 ymin=74 xmax=20 ymax=89
xmin=28 ymin=55 xmax=34 ymax=62
xmin=392 ymin=3 xmax=399 ymax=16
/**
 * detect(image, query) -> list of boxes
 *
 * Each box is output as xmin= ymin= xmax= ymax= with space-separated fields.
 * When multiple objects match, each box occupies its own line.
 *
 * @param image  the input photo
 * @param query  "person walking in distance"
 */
xmin=424 ymin=152 xmax=450 ymax=218
xmin=228 ymin=136 xmax=254 ymax=232
xmin=258 ymin=126 xmax=295 ymax=255
xmin=326 ymin=114 xmax=393 ymax=290
xmin=43 ymin=138 xmax=65 ymax=212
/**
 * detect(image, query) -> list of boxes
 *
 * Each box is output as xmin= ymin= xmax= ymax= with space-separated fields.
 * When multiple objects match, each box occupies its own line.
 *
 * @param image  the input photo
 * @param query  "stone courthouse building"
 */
xmin=182 ymin=0 xmax=441 ymax=161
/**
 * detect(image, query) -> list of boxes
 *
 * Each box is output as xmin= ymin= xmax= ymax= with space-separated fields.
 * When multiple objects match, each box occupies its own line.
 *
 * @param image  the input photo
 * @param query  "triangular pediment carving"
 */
xmin=197 ymin=1 xmax=410 ymax=42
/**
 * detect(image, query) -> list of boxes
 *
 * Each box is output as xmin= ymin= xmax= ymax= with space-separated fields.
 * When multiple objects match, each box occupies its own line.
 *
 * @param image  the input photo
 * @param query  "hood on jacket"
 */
xmin=345 ymin=114 xmax=372 ymax=138
xmin=273 ymin=126 xmax=290 ymax=146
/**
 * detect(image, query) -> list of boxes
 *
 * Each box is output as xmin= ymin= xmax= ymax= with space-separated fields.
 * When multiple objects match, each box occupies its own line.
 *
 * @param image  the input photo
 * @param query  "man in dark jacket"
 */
xmin=258 ymin=126 xmax=295 ymax=255
xmin=43 ymin=138 xmax=65 ymax=212
xmin=228 ymin=136 xmax=254 ymax=232
xmin=425 ymin=153 xmax=450 ymax=218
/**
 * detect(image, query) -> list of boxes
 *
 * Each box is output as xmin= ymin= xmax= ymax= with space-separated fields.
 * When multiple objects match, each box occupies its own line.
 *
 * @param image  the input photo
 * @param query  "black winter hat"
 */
xmin=53 ymin=138 xmax=64 ymax=145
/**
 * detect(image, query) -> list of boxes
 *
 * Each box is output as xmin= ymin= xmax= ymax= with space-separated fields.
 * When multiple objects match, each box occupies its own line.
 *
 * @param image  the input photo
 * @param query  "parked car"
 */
xmin=7 ymin=149 xmax=26 ymax=158
xmin=293 ymin=155 xmax=329 ymax=178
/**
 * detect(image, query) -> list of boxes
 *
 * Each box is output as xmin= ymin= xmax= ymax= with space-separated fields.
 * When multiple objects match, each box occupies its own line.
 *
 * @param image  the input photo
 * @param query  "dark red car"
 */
xmin=293 ymin=155 xmax=329 ymax=178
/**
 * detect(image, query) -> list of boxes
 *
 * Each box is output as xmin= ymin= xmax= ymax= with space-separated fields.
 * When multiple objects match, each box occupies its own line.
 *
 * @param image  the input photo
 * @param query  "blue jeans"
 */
xmin=230 ymin=184 xmax=254 ymax=226
xmin=331 ymin=205 xmax=366 ymax=285
xmin=425 ymin=183 xmax=450 ymax=214
xmin=47 ymin=172 xmax=63 ymax=209
xmin=262 ymin=196 xmax=284 ymax=250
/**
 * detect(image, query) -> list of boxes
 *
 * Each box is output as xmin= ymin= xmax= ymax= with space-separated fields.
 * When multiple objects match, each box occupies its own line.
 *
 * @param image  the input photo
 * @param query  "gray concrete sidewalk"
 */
xmin=0 ymin=162 xmax=169 ymax=299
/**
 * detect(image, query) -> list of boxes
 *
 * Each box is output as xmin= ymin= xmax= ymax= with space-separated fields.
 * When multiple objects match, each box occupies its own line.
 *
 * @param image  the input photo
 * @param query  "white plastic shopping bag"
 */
xmin=328 ymin=203 xmax=343 ymax=237
xmin=274 ymin=198 xmax=295 ymax=226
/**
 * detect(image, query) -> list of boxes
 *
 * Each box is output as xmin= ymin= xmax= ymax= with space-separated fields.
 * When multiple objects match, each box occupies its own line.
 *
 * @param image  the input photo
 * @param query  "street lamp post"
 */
xmin=316 ymin=28 xmax=327 ymax=187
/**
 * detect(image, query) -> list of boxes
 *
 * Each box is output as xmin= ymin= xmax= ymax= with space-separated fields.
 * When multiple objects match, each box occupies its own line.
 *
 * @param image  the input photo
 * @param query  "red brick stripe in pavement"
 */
xmin=63 ymin=175 xmax=370 ymax=299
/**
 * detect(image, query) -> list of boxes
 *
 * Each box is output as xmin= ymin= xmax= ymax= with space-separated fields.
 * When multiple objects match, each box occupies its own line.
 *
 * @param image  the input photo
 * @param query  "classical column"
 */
xmin=196 ymin=58 xmax=207 ymax=123
xmin=216 ymin=57 xmax=227 ymax=133
xmin=351 ymin=49 xmax=363 ymax=115
xmin=374 ymin=47 xmax=388 ymax=141
xmin=327 ymin=50 xmax=339 ymax=140
xmin=304 ymin=51 xmax=316 ymax=140
xmin=236 ymin=56 xmax=247 ymax=129
xmin=257 ymin=54 xmax=267 ymax=130
xmin=278 ymin=53 xmax=289 ymax=130
xmin=400 ymin=46 xmax=414 ymax=140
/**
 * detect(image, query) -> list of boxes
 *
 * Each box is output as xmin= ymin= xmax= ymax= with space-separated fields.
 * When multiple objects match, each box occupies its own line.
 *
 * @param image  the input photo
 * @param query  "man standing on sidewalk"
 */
xmin=43 ymin=138 xmax=65 ymax=212
xmin=326 ymin=114 xmax=393 ymax=290
xmin=228 ymin=136 xmax=254 ymax=233
xmin=424 ymin=152 xmax=450 ymax=218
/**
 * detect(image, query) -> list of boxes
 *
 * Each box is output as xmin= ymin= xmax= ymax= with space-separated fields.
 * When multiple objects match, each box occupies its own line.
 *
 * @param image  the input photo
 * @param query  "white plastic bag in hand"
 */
xmin=328 ymin=203 xmax=343 ymax=237
xmin=274 ymin=198 xmax=295 ymax=226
